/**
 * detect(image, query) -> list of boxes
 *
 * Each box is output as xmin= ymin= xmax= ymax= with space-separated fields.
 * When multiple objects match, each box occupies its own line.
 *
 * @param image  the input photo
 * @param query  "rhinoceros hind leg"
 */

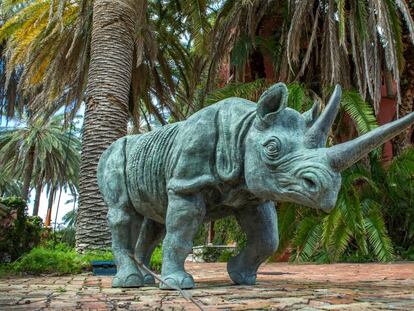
xmin=99 ymin=137 xmax=144 ymax=287
xmin=227 ymin=202 xmax=279 ymax=285
xmin=160 ymin=191 xmax=206 ymax=290
xmin=108 ymin=205 xmax=144 ymax=288
xmin=134 ymin=218 xmax=165 ymax=285
xmin=159 ymin=271 xmax=195 ymax=290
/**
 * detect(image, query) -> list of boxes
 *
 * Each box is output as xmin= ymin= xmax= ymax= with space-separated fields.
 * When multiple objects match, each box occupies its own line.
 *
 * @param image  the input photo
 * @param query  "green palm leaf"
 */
xmin=364 ymin=203 xmax=394 ymax=262
xmin=340 ymin=90 xmax=378 ymax=135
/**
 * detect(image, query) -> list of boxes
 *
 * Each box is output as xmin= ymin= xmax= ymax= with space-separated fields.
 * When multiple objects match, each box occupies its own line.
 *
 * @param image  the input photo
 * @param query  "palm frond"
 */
xmin=341 ymin=90 xmax=378 ymax=134
xmin=291 ymin=216 xmax=321 ymax=262
xmin=364 ymin=202 xmax=394 ymax=261
xmin=205 ymin=78 xmax=268 ymax=105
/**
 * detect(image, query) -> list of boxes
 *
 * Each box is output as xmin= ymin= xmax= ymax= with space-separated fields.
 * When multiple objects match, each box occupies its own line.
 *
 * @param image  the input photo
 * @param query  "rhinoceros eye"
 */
xmin=263 ymin=138 xmax=281 ymax=158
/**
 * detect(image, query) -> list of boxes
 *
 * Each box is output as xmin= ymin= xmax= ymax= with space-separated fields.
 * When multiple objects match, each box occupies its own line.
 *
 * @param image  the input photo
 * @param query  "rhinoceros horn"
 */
xmin=327 ymin=112 xmax=414 ymax=171
xmin=304 ymin=85 xmax=342 ymax=148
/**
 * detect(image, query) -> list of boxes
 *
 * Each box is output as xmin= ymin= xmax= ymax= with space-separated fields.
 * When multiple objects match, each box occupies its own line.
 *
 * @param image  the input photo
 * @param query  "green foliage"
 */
xmin=198 ymin=247 xmax=235 ymax=262
xmin=8 ymin=244 xmax=112 ymax=275
xmin=205 ymin=79 xmax=269 ymax=105
xmin=212 ymin=216 xmax=246 ymax=249
xmin=80 ymin=249 xmax=114 ymax=265
xmin=0 ymin=197 xmax=43 ymax=263
xmin=206 ymin=80 xmax=314 ymax=112
xmin=218 ymin=249 xmax=234 ymax=262
xmin=340 ymin=90 xmax=378 ymax=134
xmin=287 ymin=82 xmax=313 ymax=111
xmin=0 ymin=114 xmax=81 ymax=196
xmin=150 ymin=245 xmax=162 ymax=273
xmin=399 ymin=246 xmax=414 ymax=261
xmin=57 ymin=209 xmax=78 ymax=247
xmin=60 ymin=227 xmax=76 ymax=247
xmin=376 ymin=148 xmax=414 ymax=254
xmin=230 ymin=33 xmax=254 ymax=70
xmin=45 ymin=227 xmax=76 ymax=248
xmin=272 ymin=87 xmax=410 ymax=264
xmin=0 ymin=238 xmax=163 ymax=276
xmin=200 ymin=247 xmax=223 ymax=262
xmin=11 ymin=246 xmax=88 ymax=275
xmin=279 ymin=148 xmax=414 ymax=264
xmin=0 ymin=169 xmax=21 ymax=197
xmin=62 ymin=209 xmax=77 ymax=228
xmin=193 ymin=216 xmax=246 ymax=263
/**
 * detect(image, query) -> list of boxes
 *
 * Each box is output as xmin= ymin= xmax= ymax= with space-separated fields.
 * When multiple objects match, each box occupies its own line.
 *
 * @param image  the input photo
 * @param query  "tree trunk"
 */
xmin=207 ymin=221 xmax=215 ymax=245
xmin=21 ymin=145 xmax=35 ymax=201
xmin=393 ymin=3 xmax=414 ymax=155
xmin=76 ymin=0 xmax=143 ymax=252
xmin=45 ymin=187 xmax=55 ymax=227
xmin=32 ymin=180 xmax=42 ymax=216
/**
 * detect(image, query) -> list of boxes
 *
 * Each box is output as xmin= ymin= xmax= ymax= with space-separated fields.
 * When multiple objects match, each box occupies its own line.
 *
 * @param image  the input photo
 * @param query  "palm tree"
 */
xmin=0 ymin=0 xmax=226 ymax=250
xmin=208 ymin=0 xmax=414 ymax=113
xmin=0 ymin=114 xmax=80 ymax=216
xmin=75 ymin=0 xmax=148 ymax=251
xmin=0 ymin=0 xmax=91 ymax=120
xmin=0 ymin=167 xmax=21 ymax=197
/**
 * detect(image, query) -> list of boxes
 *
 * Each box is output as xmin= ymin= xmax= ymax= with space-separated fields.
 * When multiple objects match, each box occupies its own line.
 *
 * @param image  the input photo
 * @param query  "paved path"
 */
xmin=1 ymin=262 xmax=414 ymax=310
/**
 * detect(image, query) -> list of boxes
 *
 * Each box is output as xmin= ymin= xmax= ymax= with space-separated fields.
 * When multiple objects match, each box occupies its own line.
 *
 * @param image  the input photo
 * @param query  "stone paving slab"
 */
xmin=1 ymin=262 xmax=413 ymax=310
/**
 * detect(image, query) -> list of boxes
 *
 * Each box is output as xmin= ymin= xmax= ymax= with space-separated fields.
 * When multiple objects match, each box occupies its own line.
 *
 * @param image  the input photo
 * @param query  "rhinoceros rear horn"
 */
xmin=256 ymin=83 xmax=288 ymax=126
xmin=304 ymin=85 xmax=342 ymax=148
xmin=302 ymin=101 xmax=321 ymax=128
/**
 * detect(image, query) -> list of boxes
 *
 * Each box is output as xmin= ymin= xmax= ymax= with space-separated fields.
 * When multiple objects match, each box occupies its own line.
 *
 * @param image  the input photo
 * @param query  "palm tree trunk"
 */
xmin=45 ymin=187 xmax=55 ymax=227
xmin=393 ymin=3 xmax=414 ymax=155
xmin=76 ymin=0 xmax=143 ymax=252
xmin=32 ymin=180 xmax=42 ymax=216
xmin=207 ymin=221 xmax=215 ymax=244
xmin=21 ymin=145 xmax=35 ymax=201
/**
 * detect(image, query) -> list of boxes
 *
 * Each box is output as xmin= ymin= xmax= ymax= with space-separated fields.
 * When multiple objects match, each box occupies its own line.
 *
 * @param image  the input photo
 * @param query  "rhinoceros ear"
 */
xmin=257 ymin=83 xmax=288 ymax=125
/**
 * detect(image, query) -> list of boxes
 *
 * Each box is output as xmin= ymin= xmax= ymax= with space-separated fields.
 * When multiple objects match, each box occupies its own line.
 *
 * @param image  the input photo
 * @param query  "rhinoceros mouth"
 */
xmin=277 ymin=167 xmax=338 ymax=208
xmin=281 ymin=186 xmax=318 ymax=206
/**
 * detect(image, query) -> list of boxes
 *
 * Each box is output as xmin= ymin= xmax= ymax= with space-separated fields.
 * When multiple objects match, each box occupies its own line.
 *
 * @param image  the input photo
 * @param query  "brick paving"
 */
xmin=1 ymin=262 xmax=414 ymax=310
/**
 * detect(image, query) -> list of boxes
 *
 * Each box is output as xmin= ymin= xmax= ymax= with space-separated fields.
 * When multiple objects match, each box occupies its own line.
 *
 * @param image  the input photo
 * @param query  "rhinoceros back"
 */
xmin=126 ymin=123 xmax=180 ymax=212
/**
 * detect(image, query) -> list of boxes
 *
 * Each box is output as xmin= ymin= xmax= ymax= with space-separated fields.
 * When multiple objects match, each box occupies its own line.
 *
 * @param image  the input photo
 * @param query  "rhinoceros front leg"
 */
xmin=227 ymin=201 xmax=279 ymax=285
xmin=160 ymin=191 xmax=206 ymax=289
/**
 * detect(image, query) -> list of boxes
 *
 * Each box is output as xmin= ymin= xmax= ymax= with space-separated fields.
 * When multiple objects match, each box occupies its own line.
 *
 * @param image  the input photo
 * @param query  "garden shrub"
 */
xmin=0 ymin=240 xmax=163 ymax=276
xmin=200 ymin=246 xmax=223 ymax=262
xmin=7 ymin=242 xmax=113 ymax=275
xmin=11 ymin=246 xmax=83 ymax=274
xmin=0 ymin=197 xmax=43 ymax=263
xmin=199 ymin=247 xmax=235 ymax=262
xmin=399 ymin=246 xmax=414 ymax=261
xmin=218 ymin=249 xmax=234 ymax=262
xmin=194 ymin=216 xmax=247 ymax=250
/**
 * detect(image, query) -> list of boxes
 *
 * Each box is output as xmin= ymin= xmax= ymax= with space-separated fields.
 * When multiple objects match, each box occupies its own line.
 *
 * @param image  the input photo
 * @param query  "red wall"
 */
xmin=377 ymin=84 xmax=397 ymax=161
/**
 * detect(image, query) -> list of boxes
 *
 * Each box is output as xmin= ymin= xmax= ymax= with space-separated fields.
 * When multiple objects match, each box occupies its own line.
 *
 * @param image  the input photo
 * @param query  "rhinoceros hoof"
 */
xmin=228 ymin=271 xmax=257 ymax=285
xmin=143 ymin=273 xmax=156 ymax=285
xmin=112 ymin=271 xmax=144 ymax=288
xmin=159 ymin=272 xmax=195 ymax=290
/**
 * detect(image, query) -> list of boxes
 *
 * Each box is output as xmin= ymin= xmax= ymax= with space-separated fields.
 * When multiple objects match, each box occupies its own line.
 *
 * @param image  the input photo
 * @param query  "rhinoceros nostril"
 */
xmin=302 ymin=176 xmax=318 ymax=191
